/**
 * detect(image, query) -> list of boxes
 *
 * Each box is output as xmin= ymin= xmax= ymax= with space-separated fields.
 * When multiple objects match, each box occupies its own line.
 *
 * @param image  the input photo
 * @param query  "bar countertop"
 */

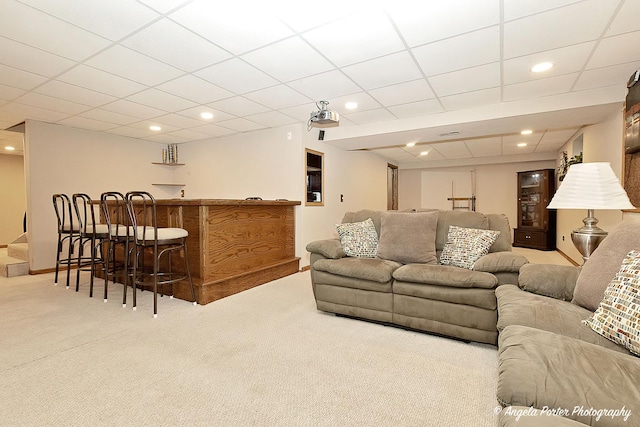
xmin=154 ymin=198 xmax=301 ymax=206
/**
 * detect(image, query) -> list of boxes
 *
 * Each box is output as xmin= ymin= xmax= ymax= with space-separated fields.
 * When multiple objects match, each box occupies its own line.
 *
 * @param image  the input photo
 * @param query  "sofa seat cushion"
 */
xmin=313 ymin=257 xmax=401 ymax=284
xmin=394 ymin=281 xmax=497 ymax=310
xmin=497 ymin=325 xmax=640 ymax=426
xmin=496 ymin=285 xmax=629 ymax=354
xmin=392 ymin=263 xmax=498 ymax=289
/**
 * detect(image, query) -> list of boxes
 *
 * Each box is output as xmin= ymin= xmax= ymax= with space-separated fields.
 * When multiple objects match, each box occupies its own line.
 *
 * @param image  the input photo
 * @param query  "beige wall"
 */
xmin=398 ymin=160 xmax=556 ymax=237
xmin=0 ymin=153 xmax=26 ymax=245
xmin=25 ymin=120 xmax=166 ymax=271
xmin=25 ymin=121 xmax=388 ymax=270
xmin=555 ymin=109 xmax=626 ymax=264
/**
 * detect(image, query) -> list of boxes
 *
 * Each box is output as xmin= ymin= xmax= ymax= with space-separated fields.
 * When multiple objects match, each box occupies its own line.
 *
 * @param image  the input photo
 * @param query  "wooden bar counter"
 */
xmin=153 ymin=199 xmax=300 ymax=305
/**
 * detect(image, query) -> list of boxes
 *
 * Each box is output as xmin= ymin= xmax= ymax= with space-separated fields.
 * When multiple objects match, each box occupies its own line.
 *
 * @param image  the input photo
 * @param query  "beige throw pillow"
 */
xmin=377 ymin=211 xmax=438 ymax=264
xmin=573 ymin=221 xmax=640 ymax=311
xmin=439 ymin=225 xmax=500 ymax=270
xmin=584 ymin=250 xmax=640 ymax=356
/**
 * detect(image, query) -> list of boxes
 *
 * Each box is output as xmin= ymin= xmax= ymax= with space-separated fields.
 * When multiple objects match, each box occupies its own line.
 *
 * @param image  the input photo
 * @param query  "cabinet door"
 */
xmin=518 ymin=171 xmax=545 ymax=229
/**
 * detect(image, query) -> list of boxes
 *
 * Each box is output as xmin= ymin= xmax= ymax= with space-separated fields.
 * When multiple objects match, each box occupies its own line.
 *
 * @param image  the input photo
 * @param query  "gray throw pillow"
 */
xmin=377 ymin=211 xmax=438 ymax=264
xmin=573 ymin=221 xmax=640 ymax=311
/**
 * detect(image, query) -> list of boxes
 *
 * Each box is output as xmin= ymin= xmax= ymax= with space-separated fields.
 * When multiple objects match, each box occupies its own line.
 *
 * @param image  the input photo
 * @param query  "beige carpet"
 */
xmin=0 ymin=270 xmax=499 ymax=426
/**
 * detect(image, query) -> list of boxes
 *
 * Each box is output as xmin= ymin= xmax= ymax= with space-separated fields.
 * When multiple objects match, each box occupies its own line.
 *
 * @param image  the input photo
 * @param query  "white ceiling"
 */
xmin=0 ymin=0 xmax=639 ymax=167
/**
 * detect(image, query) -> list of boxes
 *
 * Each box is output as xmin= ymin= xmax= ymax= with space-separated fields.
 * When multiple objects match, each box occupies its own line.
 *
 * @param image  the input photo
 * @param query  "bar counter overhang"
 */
xmin=133 ymin=198 xmax=301 ymax=305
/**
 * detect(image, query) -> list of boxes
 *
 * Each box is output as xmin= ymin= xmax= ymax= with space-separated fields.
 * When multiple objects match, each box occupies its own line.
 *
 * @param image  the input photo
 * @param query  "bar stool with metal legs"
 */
xmin=53 ymin=194 xmax=80 ymax=289
xmin=100 ymin=191 xmax=133 ymax=305
xmin=72 ymin=193 xmax=110 ymax=297
xmin=125 ymin=191 xmax=196 ymax=317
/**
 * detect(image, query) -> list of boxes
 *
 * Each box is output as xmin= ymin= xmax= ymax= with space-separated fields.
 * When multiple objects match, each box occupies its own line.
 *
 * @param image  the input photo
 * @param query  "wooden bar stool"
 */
xmin=125 ymin=191 xmax=196 ymax=317
xmin=72 ymin=193 xmax=109 ymax=297
xmin=52 ymin=194 xmax=80 ymax=289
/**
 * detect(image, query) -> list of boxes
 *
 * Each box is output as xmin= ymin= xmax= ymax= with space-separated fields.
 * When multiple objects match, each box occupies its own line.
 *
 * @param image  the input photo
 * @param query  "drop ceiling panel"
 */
xmin=503 ymin=42 xmax=595 ymax=85
xmin=34 ymin=81 xmax=116 ymax=107
xmin=170 ymin=1 xmax=294 ymax=55
xmin=15 ymin=93 xmax=91 ymax=115
xmin=464 ymin=137 xmax=503 ymax=157
xmin=241 ymin=37 xmax=335 ymax=82
xmin=86 ymin=45 xmax=184 ymax=86
xmin=0 ymin=103 xmax=68 ymax=122
xmin=58 ymin=115 xmax=117 ymax=131
xmin=388 ymin=99 xmax=443 ymax=119
xmin=101 ymin=99 xmax=166 ymax=119
xmin=152 ymin=113 xmax=207 ymax=129
xmin=502 ymin=0 xmax=582 ymax=21
xmin=0 ymin=64 xmax=47 ymax=90
xmin=368 ymin=79 xmax=435 ymax=107
xmin=177 ymin=106 xmax=235 ymax=123
xmin=0 ymin=84 xmax=26 ymax=101
xmin=574 ymin=62 xmax=640 ymax=92
xmin=127 ymin=88 xmax=198 ymax=112
xmin=342 ymin=108 xmax=396 ymax=125
xmin=343 ymin=52 xmax=423 ymax=91
xmin=388 ymin=0 xmax=500 ymax=47
xmin=157 ymin=75 xmax=233 ymax=104
xmin=190 ymin=124 xmax=236 ymax=137
xmin=327 ymin=92 xmax=382 ymax=113
xmin=217 ymin=118 xmax=266 ymax=132
xmin=0 ymin=1 xmax=111 ymax=61
xmin=605 ymin=0 xmax=640 ymax=37
xmin=587 ymin=31 xmax=640 ymax=70
xmin=19 ymin=0 xmax=160 ymax=41
xmin=245 ymin=111 xmax=298 ymax=127
xmin=302 ymin=11 xmax=405 ymax=67
xmin=287 ymin=70 xmax=361 ymax=101
xmin=429 ymin=62 xmax=501 ymax=97
xmin=412 ymin=26 xmax=500 ymax=76
xmin=122 ymin=19 xmax=231 ymax=72
xmin=503 ymin=73 xmax=578 ymax=102
xmin=78 ymin=108 xmax=141 ymax=126
xmin=440 ymin=87 xmax=501 ymax=111
xmin=57 ymin=65 xmax=147 ymax=98
xmin=196 ymin=58 xmax=278 ymax=94
xmin=0 ymin=36 xmax=74 ymax=77
xmin=503 ymin=1 xmax=617 ymax=58
xmin=430 ymin=141 xmax=472 ymax=159
xmin=207 ymin=96 xmax=270 ymax=117
xmin=371 ymin=147 xmax=418 ymax=162
xmin=243 ymin=85 xmax=311 ymax=110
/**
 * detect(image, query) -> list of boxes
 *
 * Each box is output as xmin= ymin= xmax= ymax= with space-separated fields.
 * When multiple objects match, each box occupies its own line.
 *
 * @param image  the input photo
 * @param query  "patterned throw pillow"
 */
xmin=439 ymin=225 xmax=500 ymax=270
xmin=584 ymin=250 xmax=640 ymax=356
xmin=335 ymin=218 xmax=379 ymax=258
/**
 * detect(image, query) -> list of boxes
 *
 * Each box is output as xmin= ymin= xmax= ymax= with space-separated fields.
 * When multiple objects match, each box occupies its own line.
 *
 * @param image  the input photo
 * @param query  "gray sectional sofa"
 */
xmin=496 ymin=221 xmax=640 ymax=426
xmin=306 ymin=208 xmax=528 ymax=345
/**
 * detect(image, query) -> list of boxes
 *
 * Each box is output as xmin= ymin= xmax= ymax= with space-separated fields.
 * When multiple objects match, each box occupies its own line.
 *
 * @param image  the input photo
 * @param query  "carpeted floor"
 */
xmin=1 ymin=270 xmax=500 ymax=426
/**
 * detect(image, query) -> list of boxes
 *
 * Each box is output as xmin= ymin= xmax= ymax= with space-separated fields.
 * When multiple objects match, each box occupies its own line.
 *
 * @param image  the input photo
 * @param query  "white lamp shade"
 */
xmin=547 ymin=162 xmax=635 ymax=210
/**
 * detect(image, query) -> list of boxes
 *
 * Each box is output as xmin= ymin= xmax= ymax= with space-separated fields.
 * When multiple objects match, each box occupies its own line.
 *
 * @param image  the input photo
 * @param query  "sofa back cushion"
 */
xmin=573 ymin=221 xmax=640 ymax=311
xmin=487 ymin=213 xmax=513 ymax=253
xmin=342 ymin=209 xmax=382 ymax=236
xmin=377 ymin=211 xmax=438 ymax=264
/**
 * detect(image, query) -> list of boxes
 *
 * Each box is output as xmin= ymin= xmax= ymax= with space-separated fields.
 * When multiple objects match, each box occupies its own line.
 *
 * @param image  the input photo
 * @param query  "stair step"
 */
xmin=7 ymin=242 xmax=28 ymax=261
xmin=0 ymin=255 xmax=29 ymax=278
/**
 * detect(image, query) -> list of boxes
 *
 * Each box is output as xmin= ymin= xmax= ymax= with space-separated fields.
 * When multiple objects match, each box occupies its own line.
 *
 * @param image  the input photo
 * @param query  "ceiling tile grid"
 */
xmin=0 ymin=0 xmax=638 ymax=164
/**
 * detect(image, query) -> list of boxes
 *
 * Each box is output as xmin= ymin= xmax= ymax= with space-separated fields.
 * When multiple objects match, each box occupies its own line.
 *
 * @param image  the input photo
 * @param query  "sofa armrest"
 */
xmin=518 ymin=263 xmax=581 ymax=301
xmin=306 ymin=239 xmax=346 ymax=260
xmin=473 ymin=252 xmax=528 ymax=274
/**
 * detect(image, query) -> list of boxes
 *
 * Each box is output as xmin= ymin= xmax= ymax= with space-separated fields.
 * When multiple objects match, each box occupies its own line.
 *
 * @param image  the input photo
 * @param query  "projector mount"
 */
xmin=307 ymin=100 xmax=340 ymax=131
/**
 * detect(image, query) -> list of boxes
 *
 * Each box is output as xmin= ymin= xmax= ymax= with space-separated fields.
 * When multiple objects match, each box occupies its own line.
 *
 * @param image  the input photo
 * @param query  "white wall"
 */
xmin=555 ymin=110 xmax=626 ymax=263
xmin=0 ymin=153 xmax=26 ymax=245
xmin=398 ymin=160 xmax=556 ymax=235
xmin=25 ymin=120 xmax=165 ymax=271
xmin=178 ymin=125 xmax=389 ymax=266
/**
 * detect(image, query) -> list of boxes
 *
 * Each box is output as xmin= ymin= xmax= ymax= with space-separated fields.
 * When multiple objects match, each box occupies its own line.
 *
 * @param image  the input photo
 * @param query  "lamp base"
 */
xmin=571 ymin=209 xmax=607 ymax=264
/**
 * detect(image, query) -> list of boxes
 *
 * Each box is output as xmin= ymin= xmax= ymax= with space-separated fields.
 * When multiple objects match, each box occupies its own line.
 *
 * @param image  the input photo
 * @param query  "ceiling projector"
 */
xmin=308 ymin=100 xmax=339 ymax=130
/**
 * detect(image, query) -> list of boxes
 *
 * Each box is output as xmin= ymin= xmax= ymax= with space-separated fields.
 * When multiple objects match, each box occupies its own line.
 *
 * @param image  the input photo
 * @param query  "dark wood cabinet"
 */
xmin=513 ymin=169 xmax=557 ymax=250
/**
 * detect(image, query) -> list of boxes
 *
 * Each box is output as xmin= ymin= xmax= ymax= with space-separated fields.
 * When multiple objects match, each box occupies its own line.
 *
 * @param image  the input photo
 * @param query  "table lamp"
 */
xmin=547 ymin=162 xmax=635 ymax=263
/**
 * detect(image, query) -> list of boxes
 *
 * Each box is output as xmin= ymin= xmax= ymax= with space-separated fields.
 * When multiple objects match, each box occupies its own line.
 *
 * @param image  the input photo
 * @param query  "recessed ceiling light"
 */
xmin=420 ymin=151 xmax=429 ymax=156
xmin=406 ymin=142 xmax=416 ymax=147
xmin=517 ymin=142 xmax=528 ymax=147
xmin=200 ymin=112 xmax=214 ymax=120
xmin=521 ymin=129 xmax=533 ymax=135
xmin=345 ymin=101 xmax=358 ymax=110
xmin=531 ymin=62 xmax=553 ymax=73
xmin=149 ymin=125 xmax=161 ymax=131
xmin=5 ymin=146 xmax=15 ymax=151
